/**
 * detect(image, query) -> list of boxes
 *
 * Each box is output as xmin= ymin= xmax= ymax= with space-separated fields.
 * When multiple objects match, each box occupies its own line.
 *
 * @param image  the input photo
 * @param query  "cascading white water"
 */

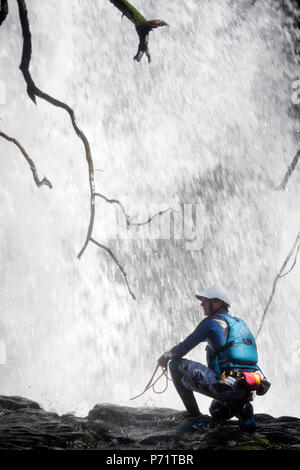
xmin=0 ymin=0 xmax=299 ymax=417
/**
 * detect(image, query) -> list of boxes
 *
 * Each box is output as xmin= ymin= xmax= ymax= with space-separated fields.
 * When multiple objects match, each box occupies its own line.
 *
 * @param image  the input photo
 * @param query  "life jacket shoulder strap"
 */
xmin=209 ymin=314 xmax=247 ymax=361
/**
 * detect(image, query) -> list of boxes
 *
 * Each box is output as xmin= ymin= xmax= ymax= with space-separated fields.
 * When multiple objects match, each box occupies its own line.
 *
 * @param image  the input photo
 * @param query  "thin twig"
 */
xmin=95 ymin=193 xmax=130 ymax=225
xmin=277 ymin=149 xmax=300 ymax=191
xmin=130 ymin=207 xmax=178 ymax=227
xmin=256 ymin=231 xmax=300 ymax=338
xmin=90 ymin=237 xmax=136 ymax=300
xmin=0 ymin=130 xmax=52 ymax=188
xmin=279 ymin=240 xmax=300 ymax=278
xmin=95 ymin=192 xmax=178 ymax=228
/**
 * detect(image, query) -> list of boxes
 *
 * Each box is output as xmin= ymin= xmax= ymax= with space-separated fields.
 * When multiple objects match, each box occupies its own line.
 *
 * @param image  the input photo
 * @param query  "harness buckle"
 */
xmin=236 ymin=371 xmax=262 ymax=391
xmin=221 ymin=369 xmax=242 ymax=382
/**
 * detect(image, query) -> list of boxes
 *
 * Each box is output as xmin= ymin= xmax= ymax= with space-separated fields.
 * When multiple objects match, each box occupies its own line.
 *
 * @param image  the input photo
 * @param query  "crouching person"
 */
xmin=157 ymin=285 xmax=270 ymax=432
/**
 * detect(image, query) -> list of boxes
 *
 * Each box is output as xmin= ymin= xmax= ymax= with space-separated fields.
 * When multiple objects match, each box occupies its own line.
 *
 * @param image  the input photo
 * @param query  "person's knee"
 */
xmin=169 ymin=359 xmax=181 ymax=374
xmin=209 ymin=399 xmax=235 ymax=421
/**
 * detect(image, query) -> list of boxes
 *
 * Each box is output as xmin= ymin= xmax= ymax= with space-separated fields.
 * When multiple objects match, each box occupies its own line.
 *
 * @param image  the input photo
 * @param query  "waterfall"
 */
xmin=0 ymin=0 xmax=299 ymax=417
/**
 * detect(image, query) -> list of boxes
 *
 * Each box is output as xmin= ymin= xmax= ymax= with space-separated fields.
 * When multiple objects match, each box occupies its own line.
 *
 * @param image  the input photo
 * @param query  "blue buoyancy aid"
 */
xmin=206 ymin=313 xmax=258 ymax=376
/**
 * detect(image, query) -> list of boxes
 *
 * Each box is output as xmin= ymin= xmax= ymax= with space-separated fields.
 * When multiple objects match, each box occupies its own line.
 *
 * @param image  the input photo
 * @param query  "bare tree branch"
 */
xmin=256 ymin=231 xmax=300 ymax=338
xmin=16 ymin=0 xmax=95 ymax=259
xmin=95 ymin=192 xmax=178 ymax=228
xmin=13 ymin=0 xmax=139 ymax=297
xmin=0 ymin=0 xmax=8 ymax=27
xmin=90 ymin=237 xmax=136 ymax=300
xmin=0 ymin=130 xmax=52 ymax=188
xmin=110 ymin=0 xmax=146 ymax=26
xmin=276 ymin=148 xmax=300 ymax=190
xmin=5 ymin=1 xmax=170 ymax=299
xmin=110 ymin=0 xmax=168 ymax=63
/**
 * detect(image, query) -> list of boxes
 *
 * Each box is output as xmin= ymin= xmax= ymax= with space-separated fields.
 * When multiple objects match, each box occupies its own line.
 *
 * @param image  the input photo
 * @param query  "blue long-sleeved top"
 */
xmin=164 ymin=312 xmax=230 ymax=360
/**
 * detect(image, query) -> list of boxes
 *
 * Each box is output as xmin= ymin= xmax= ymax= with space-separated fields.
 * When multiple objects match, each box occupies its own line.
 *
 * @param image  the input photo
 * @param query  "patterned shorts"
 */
xmin=173 ymin=358 xmax=247 ymax=404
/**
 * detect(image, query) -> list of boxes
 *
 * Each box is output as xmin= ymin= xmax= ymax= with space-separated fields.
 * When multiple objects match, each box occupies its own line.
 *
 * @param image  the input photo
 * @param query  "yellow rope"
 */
xmin=130 ymin=365 xmax=172 ymax=400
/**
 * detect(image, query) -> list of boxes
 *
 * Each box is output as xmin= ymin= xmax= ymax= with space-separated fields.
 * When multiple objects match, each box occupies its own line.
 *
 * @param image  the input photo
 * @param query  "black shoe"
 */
xmin=177 ymin=413 xmax=207 ymax=432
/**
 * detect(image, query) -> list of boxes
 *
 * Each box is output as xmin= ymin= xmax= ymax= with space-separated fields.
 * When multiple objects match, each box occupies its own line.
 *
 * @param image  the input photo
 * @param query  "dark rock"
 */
xmin=276 ymin=416 xmax=300 ymax=424
xmin=255 ymin=413 xmax=276 ymax=422
xmin=0 ymin=395 xmax=299 ymax=450
xmin=0 ymin=395 xmax=41 ymax=411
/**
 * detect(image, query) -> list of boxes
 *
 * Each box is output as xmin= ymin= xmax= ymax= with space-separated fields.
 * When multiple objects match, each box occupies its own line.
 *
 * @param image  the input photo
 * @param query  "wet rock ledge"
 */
xmin=0 ymin=395 xmax=299 ymax=450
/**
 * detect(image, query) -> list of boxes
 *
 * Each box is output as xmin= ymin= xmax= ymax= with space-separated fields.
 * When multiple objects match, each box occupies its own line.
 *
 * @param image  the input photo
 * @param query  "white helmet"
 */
xmin=195 ymin=285 xmax=231 ymax=306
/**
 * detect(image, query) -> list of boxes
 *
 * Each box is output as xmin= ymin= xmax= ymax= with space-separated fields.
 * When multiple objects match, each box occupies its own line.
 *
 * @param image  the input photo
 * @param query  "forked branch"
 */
xmin=3 ymin=1 xmax=169 ymax=299
xmin=14 ymin=0 xmax=137 ymax=298
xmin=0 ymin=130 xmax=52 ymax=189
xmin=110 ymin=0 xmax=168 ymax=62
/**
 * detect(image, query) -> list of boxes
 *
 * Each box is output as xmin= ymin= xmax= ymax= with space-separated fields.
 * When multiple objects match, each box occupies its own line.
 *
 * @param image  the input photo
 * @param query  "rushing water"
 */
xmin=0 ymin=0 xmax=299 ymax=418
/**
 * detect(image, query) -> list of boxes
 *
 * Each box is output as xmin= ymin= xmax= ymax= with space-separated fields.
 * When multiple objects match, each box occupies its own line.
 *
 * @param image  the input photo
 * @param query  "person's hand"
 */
xmin=157 ymin=354 xmax=169 ymax=369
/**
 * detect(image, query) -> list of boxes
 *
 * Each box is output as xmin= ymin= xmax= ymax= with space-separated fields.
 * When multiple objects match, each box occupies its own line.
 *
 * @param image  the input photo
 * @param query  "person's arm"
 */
xmin=158 ymin=318 xmax=212 ymax=367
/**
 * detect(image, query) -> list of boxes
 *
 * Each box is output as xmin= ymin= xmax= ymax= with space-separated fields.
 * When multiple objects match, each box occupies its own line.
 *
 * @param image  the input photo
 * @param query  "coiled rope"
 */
xmin=130 ymin=365 xmax=172 ymax=400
